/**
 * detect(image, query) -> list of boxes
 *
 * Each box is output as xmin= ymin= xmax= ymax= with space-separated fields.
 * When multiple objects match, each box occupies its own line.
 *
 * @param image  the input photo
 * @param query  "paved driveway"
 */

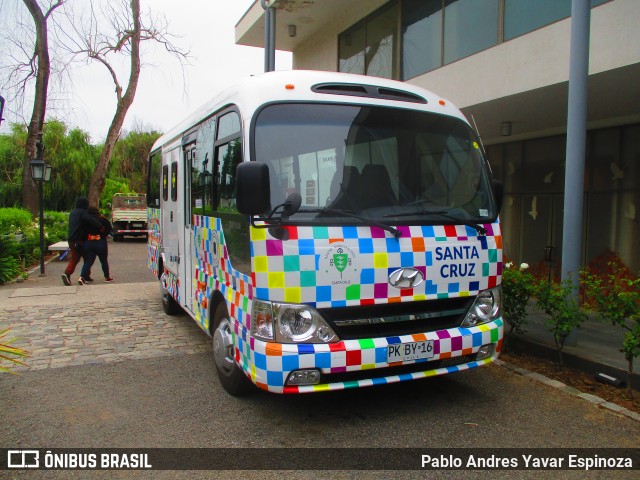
xmin=1 ymin=240 xmax=639 ymax=479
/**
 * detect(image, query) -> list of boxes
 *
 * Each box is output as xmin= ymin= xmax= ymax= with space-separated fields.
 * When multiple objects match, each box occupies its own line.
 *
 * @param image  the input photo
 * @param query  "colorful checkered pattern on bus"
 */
xmin=164 ymin=269 xmax=180 ymax=304
xmin=191 ymin=215 xmax=252 ymax=333
xmin=250 ymin=223 xmax=502 ymax=309
xmin=250 ymin=319 xmax=502 ymax=393
xmin=147 ymin=208 xmax=161 ymax=277
xmin=178 ymin=216 xmax=502 ymax=393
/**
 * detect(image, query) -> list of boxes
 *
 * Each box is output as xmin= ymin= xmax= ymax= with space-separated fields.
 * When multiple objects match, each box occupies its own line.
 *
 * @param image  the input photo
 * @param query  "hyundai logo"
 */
xmin=388 ymin=268 xmax=424 ymax=289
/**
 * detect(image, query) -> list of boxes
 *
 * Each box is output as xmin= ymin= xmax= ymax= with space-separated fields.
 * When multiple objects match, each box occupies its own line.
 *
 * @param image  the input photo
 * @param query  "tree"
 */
xmin=14 ymin=1 xmax=64 ymax=215
xmin=108 ymin=127 xmax=161 ymax=193
xmin=60 ymin=0 xmax=188 ymax=207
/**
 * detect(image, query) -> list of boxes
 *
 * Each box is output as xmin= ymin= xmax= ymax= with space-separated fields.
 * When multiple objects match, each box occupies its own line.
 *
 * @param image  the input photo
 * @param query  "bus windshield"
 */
xmin=253 ymin=103 xmax=496 ymax=226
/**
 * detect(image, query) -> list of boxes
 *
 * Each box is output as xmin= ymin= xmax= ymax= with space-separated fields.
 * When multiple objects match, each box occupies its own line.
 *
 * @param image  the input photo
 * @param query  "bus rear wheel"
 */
xmin=212 ymin=303 xmax=253 ymax=396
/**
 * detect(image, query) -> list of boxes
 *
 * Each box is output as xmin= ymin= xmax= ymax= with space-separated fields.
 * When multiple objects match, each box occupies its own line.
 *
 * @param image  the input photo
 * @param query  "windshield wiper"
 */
xmin=299 ymin=207 xmax=402 ymax=238
xmin=383 ymin=209 xmax=486 ymax=236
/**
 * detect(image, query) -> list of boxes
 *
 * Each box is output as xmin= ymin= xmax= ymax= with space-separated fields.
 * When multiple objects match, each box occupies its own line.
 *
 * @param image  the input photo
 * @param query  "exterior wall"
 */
xmin=293 ymin=29 xmax=338 ymax=71
xmin=292 ymin=0 xmax=388 ymax=71
xmin=408 ymin=0 xmax=639 ymax=108
xmin=292 ymin=0 xmax=640 ymax=109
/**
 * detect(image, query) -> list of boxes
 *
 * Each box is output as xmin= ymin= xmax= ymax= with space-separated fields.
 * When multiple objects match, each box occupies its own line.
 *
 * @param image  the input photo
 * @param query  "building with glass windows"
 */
xmin=236 ymin=0 xmax=640 ymax=277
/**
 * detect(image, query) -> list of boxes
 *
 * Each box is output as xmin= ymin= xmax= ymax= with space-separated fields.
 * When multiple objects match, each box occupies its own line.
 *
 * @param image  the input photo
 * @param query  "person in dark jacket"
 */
xmin=78 ymin=206 xmax=114 ymax=284
xmin=61 ymin=197 xmax=102 ymax=286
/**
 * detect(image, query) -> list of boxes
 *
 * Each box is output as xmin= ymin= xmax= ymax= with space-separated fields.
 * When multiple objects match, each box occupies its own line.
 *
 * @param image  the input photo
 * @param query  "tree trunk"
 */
xmin=87 ymin=0 xmax=142 ymax=208
xmin=22 ymin=0 xmax=54 ymax=215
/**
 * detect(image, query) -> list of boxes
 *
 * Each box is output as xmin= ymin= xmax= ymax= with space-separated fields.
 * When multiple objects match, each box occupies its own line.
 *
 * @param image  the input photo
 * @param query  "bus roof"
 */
xmin=151 ymin=70 xmax=468 ymax=153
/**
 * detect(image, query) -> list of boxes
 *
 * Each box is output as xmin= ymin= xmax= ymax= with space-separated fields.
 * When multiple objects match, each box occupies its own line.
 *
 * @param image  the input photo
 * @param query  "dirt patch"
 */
xmin=501 ymin=350 xmax=640 ymax=415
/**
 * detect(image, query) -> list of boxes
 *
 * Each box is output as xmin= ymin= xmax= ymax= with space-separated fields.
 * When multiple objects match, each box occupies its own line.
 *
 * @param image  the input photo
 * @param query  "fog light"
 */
xmin=286 ymin=369 xmax=321 ymax=386
xmin=476 ymin=344 xmax=494 ymax=360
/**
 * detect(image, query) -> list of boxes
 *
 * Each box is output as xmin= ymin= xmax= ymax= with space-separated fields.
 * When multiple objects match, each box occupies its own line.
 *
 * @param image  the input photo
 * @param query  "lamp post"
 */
xmin=29 ymin=133 xmax=52 ymax=276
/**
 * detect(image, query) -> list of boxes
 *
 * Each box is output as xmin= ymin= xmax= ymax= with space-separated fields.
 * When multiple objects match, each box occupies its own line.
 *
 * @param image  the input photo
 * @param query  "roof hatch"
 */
xmin=311 ymin=83 xmax=427 ymax=104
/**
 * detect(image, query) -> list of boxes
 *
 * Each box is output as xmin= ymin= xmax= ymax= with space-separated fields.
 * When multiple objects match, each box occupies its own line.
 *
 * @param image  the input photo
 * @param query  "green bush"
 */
xmin=502 ymin=261 xmax=534 ymax=349
xmin=44 ymin=210 xmax=69 ymax=243
xmin=583 ymin=264 xmax=640 ymax=398
xmin=534 ymin=276 xmax=587 ymax=367
xmin=0 ymin=235 xmax=21 ymax=284
xmin=0 ymin=207 xmax=70 ymax=283
xmin=0 ymin=207 xmax=32 ymax=235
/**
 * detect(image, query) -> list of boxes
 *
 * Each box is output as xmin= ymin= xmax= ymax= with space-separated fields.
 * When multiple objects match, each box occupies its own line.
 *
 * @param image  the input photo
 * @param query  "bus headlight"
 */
xmin=251 ymin=299 xmax=338 ymax=343
xmin=461 ymin=286 xmax=501 ymax=327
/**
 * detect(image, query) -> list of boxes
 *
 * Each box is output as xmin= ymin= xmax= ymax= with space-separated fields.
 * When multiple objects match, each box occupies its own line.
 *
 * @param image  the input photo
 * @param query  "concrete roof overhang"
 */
xmin=236 ymin=0 xmax=386 ymax=52
xmin=464 ymin=62 xmax=640 ymax=146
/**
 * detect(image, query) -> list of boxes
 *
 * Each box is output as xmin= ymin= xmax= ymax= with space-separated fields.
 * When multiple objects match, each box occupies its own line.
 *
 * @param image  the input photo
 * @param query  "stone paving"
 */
xmin=1 ymin=282 xmax=211 ymax=372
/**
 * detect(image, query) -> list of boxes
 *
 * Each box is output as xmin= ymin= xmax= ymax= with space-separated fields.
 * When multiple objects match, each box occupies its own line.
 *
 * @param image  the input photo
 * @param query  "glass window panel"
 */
xmin=505 ymin=0 xmax=609 ymax=41
xmin=365 ymin=3 xmax=398 ymax=79
xmin=504 ymin=0 xmax=570 ymax=41
xmin=500 ymin=194 xmax=522 ymax=261
xmin=443 ymin=0 xmax=498 ymax=64
xmin=191 ymin=118 xmax=216 ymax=216
xmin=522 ymin=136 xmax=566 ymax=194
xmin=590 ymin=128 xmax=621 ymax=192
xmin=170 ymin=162 xmax=178 ymax=201
xmin=217 ymin=111 xmax=241 ymax=140
xmin=402 ymin=0 xmax=442 ymax=79
xmin=620 ymin=124 xmax=640 ymax=191
xmin=520 ymin=193 xmax=554 ymax=277
xmin=503 ymin=142 xmax=523 ymax=194
xmin=147 ymin=151 xmax=162 ymax=207
xmin=162 ymin=164 xmax=168 ymax=201
xmin=339 ymin=20 xmax=366 ymax=74
xmin=215 ymin=138 xmax=243 ymax=212
xmin=586 ymin=192 xmax=618 ymax=269
xmin=617 ymin=190 xmax=640 ymax=273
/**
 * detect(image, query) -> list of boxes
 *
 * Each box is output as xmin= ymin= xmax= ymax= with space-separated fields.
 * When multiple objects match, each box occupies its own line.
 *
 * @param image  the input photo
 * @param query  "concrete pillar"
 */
xmin=561 ymin=0 xmax=591 ymax=345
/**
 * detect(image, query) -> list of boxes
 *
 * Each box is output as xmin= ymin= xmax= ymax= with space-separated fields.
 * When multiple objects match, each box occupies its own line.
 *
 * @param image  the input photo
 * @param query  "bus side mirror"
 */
xmin=237 ymin=162 xmax=271 ymax=215
xmin=492 ymin=179 xmax=503 ymax=214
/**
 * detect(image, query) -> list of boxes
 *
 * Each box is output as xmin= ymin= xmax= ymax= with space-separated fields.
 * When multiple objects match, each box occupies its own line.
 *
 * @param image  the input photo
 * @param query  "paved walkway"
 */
xmin=1 ymin=282 xmax=210 ymax=372
xmin=0 ymin=241 xmax=210 ymax=372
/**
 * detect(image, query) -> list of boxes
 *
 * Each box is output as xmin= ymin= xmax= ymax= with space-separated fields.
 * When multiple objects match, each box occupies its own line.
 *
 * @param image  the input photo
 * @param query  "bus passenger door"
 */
xmin=163 ymin=149 xmax=181 ymax=278
xmin=183 ymin=141 xmax=197 ymax=314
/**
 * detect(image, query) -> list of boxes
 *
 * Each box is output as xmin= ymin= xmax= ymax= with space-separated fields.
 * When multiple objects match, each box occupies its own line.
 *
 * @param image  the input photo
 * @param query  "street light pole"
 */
xmin=37 ymin=167 xmax=45 ymax=275
xmin=29 ymin=132 xmax=52 ymax=276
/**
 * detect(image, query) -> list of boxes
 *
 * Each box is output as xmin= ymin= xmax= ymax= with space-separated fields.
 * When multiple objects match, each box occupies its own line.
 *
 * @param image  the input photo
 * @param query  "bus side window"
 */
xmin=162 ymin=164 xmax=169 ymax=202
xmin=192 ymin=117 xmax=216 ymax=216
xmin=148 ymin=151 xmax=162 ymax=207
xmin=213 ymin=110 xmax=249 ymax=274
xmin=215 ymin=139 xmax=242 ymax=211
xmin=171 ymin=162 xmax=178 ymax=201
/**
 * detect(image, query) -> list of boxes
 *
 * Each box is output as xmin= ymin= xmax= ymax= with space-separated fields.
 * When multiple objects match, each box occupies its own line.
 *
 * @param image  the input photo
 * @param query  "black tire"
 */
xmin=162 ymin=291 xmax=181 ymax=315
xmin=212 ymin=302 xmax=254 ymax=396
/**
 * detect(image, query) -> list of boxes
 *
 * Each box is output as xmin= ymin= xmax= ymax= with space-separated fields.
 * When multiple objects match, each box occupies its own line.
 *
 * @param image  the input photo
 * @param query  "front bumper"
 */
xmin=239 ymin=319 xmax=503 ymax=394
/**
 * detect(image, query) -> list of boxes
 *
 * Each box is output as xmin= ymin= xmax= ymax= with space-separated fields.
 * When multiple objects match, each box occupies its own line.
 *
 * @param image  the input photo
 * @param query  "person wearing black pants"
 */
xmin=78 ymin=207 xmax=114 ymax=284
xmin=61 ymin=197 xmax=102 ymax=286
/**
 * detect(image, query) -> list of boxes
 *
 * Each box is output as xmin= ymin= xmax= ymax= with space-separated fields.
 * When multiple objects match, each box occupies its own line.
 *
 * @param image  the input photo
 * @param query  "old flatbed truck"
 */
xmin=111 ymin=193 xmax=148 ymax=241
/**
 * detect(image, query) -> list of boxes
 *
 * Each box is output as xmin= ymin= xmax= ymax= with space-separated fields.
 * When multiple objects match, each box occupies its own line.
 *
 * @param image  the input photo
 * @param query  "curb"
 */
xmin=8 ymin=253 xmax=61 ymax=282
xmin=495 ymin=359 xmax=640 ymax=423
xmin=508 ymin=335 xmax=640 ymax=391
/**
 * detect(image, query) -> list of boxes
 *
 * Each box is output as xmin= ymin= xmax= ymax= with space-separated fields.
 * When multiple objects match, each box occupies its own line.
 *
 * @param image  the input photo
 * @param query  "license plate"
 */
xmin=386 ymin=341 xmax=434 ymax=363
xmin=132 ymin=223 xmax=143 ymax=228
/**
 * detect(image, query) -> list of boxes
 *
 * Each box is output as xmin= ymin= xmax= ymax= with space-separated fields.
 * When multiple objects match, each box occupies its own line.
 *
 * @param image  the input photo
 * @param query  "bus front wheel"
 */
xmin=212 ymin=303 xmax=253 ymax=396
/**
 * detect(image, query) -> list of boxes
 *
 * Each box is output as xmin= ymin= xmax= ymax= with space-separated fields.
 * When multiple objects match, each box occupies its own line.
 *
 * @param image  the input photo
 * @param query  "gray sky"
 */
xmin=1 ymin=0 xmax=291 ymax=143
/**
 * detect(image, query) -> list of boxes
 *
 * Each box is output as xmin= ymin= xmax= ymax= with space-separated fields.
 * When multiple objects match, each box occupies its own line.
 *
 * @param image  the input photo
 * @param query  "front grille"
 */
xmin=317 ymin=297 xmax=474 ymax=340
xmin=321 ymin=354 xmax=477 ymax=384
